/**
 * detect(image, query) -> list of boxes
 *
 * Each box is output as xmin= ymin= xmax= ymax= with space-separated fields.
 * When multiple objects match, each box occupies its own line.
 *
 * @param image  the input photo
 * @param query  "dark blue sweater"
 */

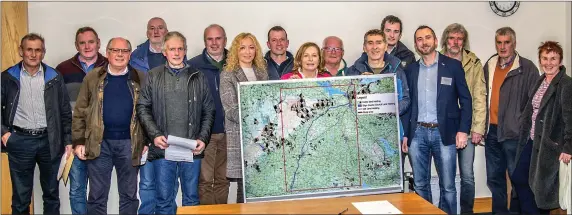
xmin=103 ymin=73 xmax=133 ymax=139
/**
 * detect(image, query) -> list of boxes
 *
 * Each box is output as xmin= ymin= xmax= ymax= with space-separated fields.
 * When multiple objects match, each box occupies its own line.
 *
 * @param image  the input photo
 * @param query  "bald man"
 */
xmin=130 ymin=17 xmax=169 ymax=72
xmin=322 ymin=36 xmax=350 ymax=76
xmin=73 ymin=37 xmax=147 ymax=215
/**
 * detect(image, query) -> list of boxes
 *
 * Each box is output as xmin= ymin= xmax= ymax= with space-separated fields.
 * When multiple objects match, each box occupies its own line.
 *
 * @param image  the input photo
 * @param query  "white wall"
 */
xmin=25 ymin=2 xmax=570 ymax=213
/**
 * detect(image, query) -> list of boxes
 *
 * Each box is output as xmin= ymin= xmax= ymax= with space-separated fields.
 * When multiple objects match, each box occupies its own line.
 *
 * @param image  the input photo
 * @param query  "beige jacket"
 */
xmin=441 ymin=49 xmax=487 ymax=135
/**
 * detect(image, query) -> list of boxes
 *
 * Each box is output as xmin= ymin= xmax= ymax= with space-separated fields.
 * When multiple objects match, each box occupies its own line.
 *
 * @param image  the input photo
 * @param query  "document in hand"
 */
xmin=57 ymin=151 xmax=74 ymax=186
xmin=351 ymin=200 xmax=402 ymax=214
xmin=165 ymin=135 xmax=197 ymax=162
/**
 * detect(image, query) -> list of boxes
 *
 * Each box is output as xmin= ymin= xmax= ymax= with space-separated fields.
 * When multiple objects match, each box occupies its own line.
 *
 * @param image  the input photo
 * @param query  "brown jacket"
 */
xmin=72 ymin=64 xmax=147 ymax=166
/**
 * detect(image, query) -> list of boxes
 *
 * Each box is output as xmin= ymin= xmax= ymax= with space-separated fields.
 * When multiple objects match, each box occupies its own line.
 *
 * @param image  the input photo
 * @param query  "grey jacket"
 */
xmin=516 ymin=67 xmax=572 ymax=209
xmin=137 ymin=64 xmax=215 ymax=160
xmin=220 ymin=67 xmax=268 ymax=178
xmin=483 ymin=53 xmax=539 ymax=141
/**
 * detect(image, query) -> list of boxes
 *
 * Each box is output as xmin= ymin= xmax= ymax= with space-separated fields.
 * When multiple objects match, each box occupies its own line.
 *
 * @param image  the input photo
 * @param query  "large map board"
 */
xmin=238 ymin=74 xmax=403 ymax=202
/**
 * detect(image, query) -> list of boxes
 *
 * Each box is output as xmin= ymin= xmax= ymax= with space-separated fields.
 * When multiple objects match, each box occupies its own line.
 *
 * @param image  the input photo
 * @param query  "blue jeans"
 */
xmin=138 ymin=161 xmax=155 ymax=214
xmin=69 ymin=156 xmax=88 ymax=214
xmin=485 ymin=124 xmax=519 ymax=214
xmin=409 ymin=126 xmax=457 ymax=214
xmin=511 ymin=139 xmax=541 ymax=214
xmin=153 ymin=158 xmax=202 ymax=214
xmin=138 ymin=160 xmax=180 ymax=214
xmin=458 ymin=138 xmax=475 ymax=214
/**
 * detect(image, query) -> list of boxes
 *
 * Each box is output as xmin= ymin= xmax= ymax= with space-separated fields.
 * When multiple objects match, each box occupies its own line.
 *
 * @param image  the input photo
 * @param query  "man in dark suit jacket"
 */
xmin=401 ymin=25 xmax=472 ymax=215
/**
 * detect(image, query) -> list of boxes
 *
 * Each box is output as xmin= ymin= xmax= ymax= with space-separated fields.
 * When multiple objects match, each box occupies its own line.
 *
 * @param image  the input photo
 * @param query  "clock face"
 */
xmin=489 ymin=1 xmax=520 ymax=17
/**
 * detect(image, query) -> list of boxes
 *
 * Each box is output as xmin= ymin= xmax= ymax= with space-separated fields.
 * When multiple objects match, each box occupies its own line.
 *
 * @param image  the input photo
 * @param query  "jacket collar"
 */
xmin=7 ymin=61 xmax=58 ymax=83
xmin=70 ymin=52 xmax=108 ymax=69
xmin=537 ymin=65 xmax=567 ymax=112
xmin=199 ymin=48 xmax=229 ymax=70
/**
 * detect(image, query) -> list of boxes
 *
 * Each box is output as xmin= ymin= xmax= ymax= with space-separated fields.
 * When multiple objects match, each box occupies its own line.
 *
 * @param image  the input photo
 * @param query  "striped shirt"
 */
xmin=530 ymin=79 xmax=550 ymax=140
xmin=13 ymin=64 xmax=47 ymax=129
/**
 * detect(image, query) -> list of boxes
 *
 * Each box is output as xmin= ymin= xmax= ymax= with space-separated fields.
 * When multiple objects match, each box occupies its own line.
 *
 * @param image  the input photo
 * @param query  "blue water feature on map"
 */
xmin=379 ymin=138 xmax=396 ymax=157
xmin=317 ymin=81 xmax=346 ymax=96
xmin=362 ymin=182 xmax=369 ymax=188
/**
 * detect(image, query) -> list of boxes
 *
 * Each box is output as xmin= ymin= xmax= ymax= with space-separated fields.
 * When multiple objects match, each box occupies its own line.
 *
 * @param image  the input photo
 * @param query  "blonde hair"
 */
xmin=224 ymin=33 xmax=266 ymax=72
xmin=292 ymin=42 xmax=326 ymax=75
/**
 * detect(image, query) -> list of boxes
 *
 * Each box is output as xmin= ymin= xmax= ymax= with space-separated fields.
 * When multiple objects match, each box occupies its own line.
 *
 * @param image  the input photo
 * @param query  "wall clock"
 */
xmin=489 ymin=1 xmax=520 ymax=17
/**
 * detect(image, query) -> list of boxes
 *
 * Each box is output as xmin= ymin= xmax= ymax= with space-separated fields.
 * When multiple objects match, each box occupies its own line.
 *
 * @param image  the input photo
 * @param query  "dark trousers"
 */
xmin=228 ymin=178 xmax=244 ymax=203
xmin=199 ymin=133 xmax=230 ymax=205
xmin=485 ymin=124 xmax=519 ymax=214
xmin=6 ymin=132 xmax=60 ymax=215
xmin=512 ymin=139 xmax=541 ymax=214
xmin=86 ymin=139 xmax=138 ymax=215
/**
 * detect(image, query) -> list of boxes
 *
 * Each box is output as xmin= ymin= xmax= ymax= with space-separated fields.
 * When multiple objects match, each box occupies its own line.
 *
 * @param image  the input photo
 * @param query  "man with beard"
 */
xmin=402 ymin=25 xmax=472 ymax=215
xmin=439 ymin=23 xmax=486 ymax=214
xmin=381 ymin=15 xmax=416 ymax=69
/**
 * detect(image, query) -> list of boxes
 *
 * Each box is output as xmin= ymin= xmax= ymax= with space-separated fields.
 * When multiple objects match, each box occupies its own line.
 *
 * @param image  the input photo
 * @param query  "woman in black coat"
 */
xmin=513 ymin=41 xmax=572 ymax=214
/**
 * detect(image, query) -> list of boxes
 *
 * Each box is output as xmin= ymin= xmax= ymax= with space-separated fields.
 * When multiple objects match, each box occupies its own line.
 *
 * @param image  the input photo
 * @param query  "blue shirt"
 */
xmin=417 ymin=52 xmax=439 ymax=123
xmin=78 ymin=56 xmax=96 ymax=73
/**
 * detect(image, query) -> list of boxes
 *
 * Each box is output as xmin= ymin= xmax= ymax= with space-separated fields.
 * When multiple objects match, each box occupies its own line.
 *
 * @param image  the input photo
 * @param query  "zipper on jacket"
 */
xmin=187 ymin=72 xmax=198 ymax=102
xmin=8 ymin=89 xmax=20 ymax=127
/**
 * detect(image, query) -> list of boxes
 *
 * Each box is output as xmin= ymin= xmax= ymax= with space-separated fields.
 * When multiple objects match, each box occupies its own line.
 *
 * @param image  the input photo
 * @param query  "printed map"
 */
xmin=238 ymin=75 xmax=402 ymax=202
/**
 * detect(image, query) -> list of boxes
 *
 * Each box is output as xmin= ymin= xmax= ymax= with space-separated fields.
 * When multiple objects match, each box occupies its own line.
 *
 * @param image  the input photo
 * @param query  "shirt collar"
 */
xmin=107 ymin=64 xmax=129 ymax=76
xmin=21 ymin=62 xmax=44 ymax=77
xmin=149 ymin=45 xmax=162 ymax=54
xmin=419 ymin=51 xmax=439 ymax=67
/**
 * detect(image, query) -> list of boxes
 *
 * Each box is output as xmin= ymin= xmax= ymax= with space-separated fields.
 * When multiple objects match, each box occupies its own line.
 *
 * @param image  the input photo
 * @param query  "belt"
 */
xmin=418 ymin=122 xmax=439 ymax=128
xmin=12 ymin=126 xmax=48 ymax=136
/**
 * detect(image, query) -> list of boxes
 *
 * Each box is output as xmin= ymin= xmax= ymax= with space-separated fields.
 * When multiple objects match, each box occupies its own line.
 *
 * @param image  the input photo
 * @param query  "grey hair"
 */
xmin=495 ymin=27 xmax=516 ymax=43
xmin=162 ymin=31 xmax=187 ymax=51
xmin=106 ymin=37 xmax=132 ymax=50
xmin=441 ymin=23 xmax=470 ymax=52
xmin=203 ymin=24 xmax=227 ymax=43
xmin=322 ymin=36 xmax=344 ymax=50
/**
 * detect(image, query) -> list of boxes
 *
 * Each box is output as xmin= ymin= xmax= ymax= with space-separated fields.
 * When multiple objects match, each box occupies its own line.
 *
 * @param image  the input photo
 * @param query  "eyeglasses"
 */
xmin=167 ymin=47 xmax=186 ymax=52
xmin=323 ymin=47 xmax=343 ymax=52
xmin=108 ymin=48 xmax=131 ymax=54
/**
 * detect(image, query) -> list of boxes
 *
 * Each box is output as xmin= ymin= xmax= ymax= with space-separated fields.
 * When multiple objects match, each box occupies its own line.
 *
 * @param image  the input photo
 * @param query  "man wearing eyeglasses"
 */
xmin=138 ymin=32 xmax=215 ymax=214
xmin=265 ymin=26 xmax=294 ymax=80
xmin=2 ymin=33 xmax=72 ymax=214
xmin=322 ymin=36 xmax=349 ymax=76
xmin=72 ymin=37 xmax=147 ymax=215
xmin=55 ymin=26 xmax=107 ymax=215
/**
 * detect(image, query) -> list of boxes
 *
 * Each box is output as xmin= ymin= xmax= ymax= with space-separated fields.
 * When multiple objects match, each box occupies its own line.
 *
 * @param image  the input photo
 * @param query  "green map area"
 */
xmin=239 ymin=75 xmax=401 ymax=201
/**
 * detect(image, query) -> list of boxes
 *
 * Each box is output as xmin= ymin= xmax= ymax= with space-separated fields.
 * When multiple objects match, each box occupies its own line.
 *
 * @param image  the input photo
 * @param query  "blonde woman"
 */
xmin=280 ymin=42 xmax=332 ymax=79
xmin=220 ymin=33 xmax=268 ymax=203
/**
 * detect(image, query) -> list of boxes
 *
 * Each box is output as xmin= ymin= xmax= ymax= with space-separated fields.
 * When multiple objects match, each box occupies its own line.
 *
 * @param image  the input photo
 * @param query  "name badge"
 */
xmin=441 ymin=77 xmax=452 ymax=85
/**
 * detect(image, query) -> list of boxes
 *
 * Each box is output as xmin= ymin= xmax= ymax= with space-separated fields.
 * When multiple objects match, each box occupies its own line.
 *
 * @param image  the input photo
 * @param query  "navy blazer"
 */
xmin=402 ymin=52 xmax=472 ymax=146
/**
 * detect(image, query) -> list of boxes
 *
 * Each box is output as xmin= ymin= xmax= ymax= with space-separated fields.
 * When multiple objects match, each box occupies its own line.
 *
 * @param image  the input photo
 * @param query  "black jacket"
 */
xmin=389 ymin=41 xmax=416 ymax=69
xmin=1 ymin=62 xmax=72 ymax=159
xmin=136 ymin=64 xmax=215 ymax=160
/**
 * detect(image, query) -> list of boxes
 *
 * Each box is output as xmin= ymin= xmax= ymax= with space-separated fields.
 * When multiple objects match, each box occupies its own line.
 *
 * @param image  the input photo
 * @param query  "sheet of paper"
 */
xmin=351 ymin=200 xmax=402 ymax=214
xmin=165 ymin=135 xmax=197 ymax=162
xmin=140 ymin=150 xmax=148 ymax=165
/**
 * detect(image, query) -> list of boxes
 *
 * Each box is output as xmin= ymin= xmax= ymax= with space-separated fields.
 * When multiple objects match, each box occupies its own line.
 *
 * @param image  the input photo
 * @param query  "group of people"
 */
xmin=0 ymin=14 xmax=569 ymax=215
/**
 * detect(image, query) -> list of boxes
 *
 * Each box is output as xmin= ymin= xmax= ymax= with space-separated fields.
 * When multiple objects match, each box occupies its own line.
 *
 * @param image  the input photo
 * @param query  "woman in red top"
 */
xmin=280 ymin=42 xmax=331 ymax=79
